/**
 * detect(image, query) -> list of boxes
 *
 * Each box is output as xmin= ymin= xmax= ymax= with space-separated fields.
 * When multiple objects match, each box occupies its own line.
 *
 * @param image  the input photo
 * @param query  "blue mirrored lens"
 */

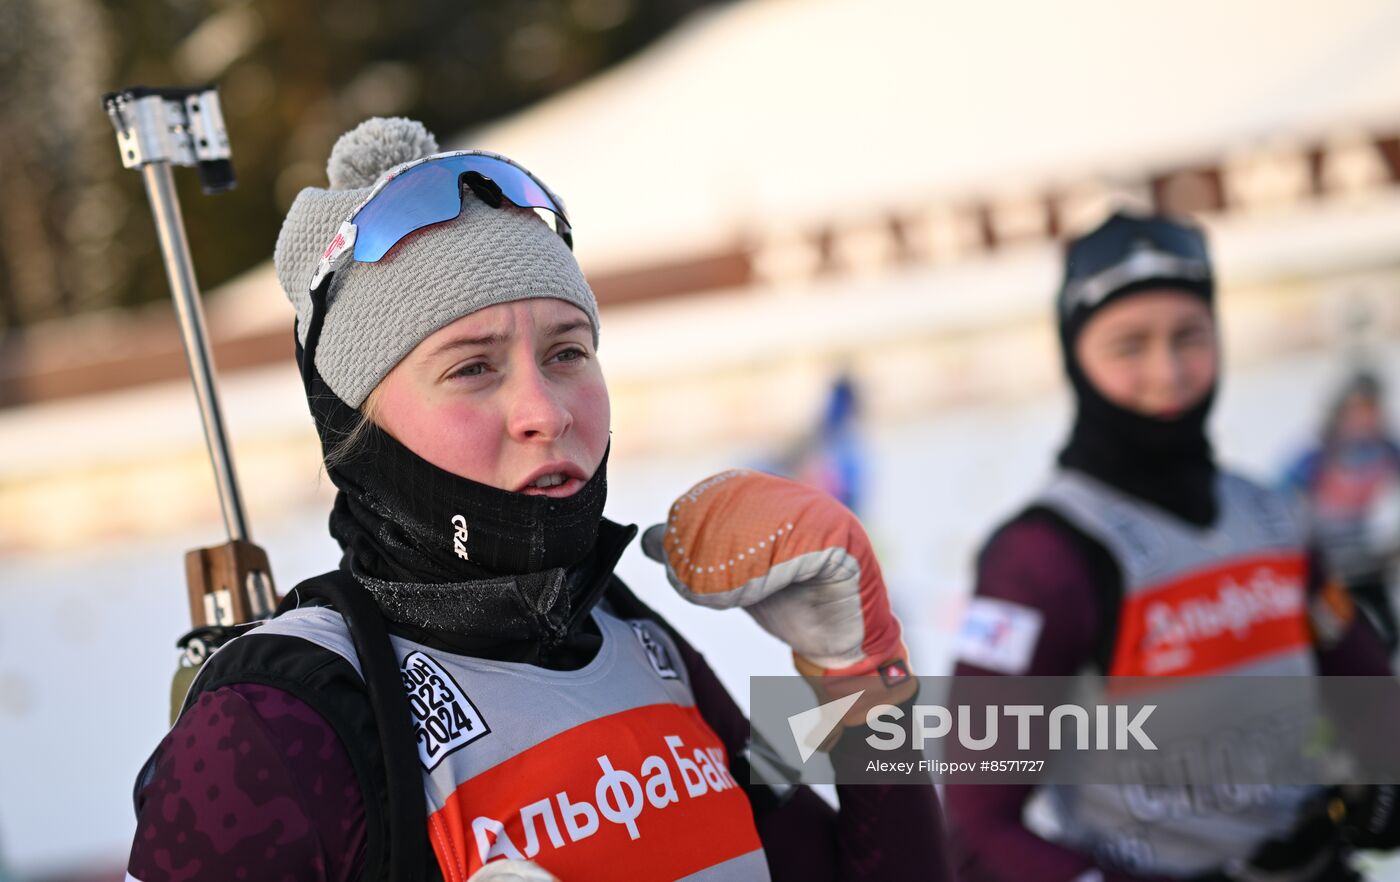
xmin=350 ymin=154 xmax=568 ymax=263
xmin=351 ymin=162 xmax=465 ymax=262
xmin=463 ymin=155 xmax=556 ymax=217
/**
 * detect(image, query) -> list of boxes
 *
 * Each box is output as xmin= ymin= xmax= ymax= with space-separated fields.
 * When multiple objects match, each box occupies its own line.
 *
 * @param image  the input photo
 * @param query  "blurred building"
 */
xmin=6 ymin=0 xmax=1400 ymax=555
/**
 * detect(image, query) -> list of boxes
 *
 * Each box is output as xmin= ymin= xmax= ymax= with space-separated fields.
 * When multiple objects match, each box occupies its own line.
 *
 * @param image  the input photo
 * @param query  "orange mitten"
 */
xmin=642 ymin=469 xmax=916 ymax=724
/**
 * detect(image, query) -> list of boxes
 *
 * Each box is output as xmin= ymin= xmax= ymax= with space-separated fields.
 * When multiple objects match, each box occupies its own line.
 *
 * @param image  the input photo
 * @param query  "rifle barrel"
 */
xmin=140 ymin=161 xmax=251 ymax=544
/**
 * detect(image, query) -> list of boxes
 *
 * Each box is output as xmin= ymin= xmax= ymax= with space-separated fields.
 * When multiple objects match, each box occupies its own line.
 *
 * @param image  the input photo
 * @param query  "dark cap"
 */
xmin=1058 ymin=211 xmax=1214 ymax=340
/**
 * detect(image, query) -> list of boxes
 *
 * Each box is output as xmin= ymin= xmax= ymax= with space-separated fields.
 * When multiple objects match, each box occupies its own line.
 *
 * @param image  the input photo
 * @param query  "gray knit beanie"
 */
xmin=274 ymin=117 xmax=598 ymax=407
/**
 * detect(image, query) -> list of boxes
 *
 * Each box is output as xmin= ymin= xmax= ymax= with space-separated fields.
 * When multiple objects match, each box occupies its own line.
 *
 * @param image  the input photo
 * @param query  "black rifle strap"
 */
xmin=289 ymin=572 xmax=427 ymax=882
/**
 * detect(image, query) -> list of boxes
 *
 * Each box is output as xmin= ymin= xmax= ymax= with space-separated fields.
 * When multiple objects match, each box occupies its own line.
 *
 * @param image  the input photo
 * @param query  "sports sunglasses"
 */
xmin=300 ymin=150 xmax=572 ymax=388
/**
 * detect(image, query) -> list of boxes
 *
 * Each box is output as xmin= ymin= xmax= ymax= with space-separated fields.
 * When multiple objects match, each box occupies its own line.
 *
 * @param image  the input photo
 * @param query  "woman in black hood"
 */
xmin=944 ymin=211 xmax=1396 ymax=882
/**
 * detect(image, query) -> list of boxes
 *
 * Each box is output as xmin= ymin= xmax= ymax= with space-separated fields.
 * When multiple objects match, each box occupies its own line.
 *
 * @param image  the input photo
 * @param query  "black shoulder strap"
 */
xmin=287 ymin=571 xmax=428 ymax=882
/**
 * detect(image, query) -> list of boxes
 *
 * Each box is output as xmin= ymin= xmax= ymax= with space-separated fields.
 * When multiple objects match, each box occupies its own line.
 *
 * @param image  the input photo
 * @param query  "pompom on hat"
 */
xmin=274 ymin=117 xmax=598 ymax=408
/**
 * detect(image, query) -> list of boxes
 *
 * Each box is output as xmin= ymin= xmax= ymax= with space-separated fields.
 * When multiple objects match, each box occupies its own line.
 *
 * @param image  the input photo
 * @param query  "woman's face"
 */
xmin=374 ymin=298 xmax=610 ymax=497
xmin=1074 ymin=289 xmax=1218 ymax=419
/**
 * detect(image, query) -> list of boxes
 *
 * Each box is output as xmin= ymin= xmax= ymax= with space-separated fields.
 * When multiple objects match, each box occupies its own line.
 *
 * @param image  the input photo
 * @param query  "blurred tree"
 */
xmin=0 ymin=0 xmax=117 ymax=331
xmin=0 ymin=0 xmax=729 ymax=334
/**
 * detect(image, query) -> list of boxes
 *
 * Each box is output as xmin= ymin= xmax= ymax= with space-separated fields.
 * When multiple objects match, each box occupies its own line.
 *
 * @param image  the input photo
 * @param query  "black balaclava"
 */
xmin=1056 ymin=211 xmax=1220 ymax=527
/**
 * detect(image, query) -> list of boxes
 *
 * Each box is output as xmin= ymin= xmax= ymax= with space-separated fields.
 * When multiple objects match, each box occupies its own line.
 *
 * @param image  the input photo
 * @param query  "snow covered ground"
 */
xmin=2 ymin=340 xmax=1398 ymax=879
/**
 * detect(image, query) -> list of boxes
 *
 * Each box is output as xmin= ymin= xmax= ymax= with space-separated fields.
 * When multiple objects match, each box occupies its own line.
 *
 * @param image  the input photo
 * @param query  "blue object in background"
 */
xmin=759 ymin=373 xmax=865 ymax=514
